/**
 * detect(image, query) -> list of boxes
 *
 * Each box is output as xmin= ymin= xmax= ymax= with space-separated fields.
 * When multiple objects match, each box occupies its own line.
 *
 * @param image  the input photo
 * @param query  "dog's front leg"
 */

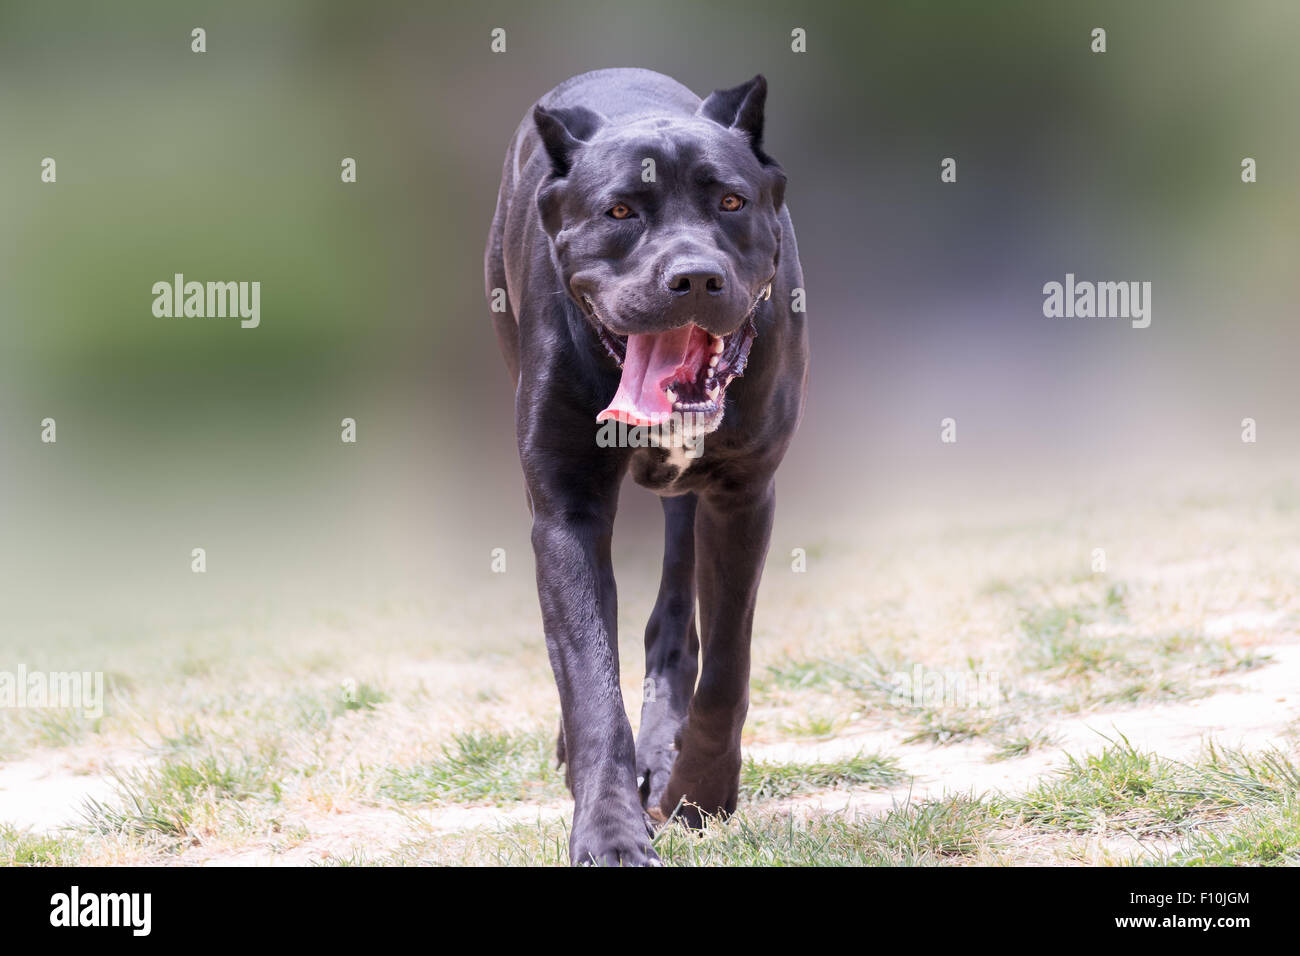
xmin=530 ymin=490 xmax=657 ymax=866
xmin=660 ymin=479 xmax=775 ymax=828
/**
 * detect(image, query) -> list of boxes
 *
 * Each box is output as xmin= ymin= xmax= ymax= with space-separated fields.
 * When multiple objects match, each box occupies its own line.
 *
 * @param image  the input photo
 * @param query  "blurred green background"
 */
xmin=1 ymin=1 xmax=1297 ymax=630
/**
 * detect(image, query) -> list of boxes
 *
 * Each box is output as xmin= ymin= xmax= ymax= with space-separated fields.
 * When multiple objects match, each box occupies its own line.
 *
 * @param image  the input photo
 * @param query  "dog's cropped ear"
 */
xmin=698 ymin=75 xmax=775 ymax=166
xmin=533 ymin=104 xmax=604 ymax=178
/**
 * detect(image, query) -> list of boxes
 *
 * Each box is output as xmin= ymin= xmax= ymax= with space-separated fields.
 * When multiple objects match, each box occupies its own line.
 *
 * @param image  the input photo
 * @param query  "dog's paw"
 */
xmin=571 ymin=832 xmax=660 ymax=867
xmin=570 ymin=802 xmax=660 ymax=867
xmin=635 ymin=744 xmax=679 ymax=820
xmin=635 ymin=705 xmax=689 ymax=818
xmin=659 ymin=745 xmax=741 ymax=830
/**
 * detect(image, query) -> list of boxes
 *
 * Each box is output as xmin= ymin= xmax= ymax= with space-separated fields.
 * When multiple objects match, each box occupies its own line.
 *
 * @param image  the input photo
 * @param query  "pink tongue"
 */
xmin=597 ymin=326 xmax=695 ymax=426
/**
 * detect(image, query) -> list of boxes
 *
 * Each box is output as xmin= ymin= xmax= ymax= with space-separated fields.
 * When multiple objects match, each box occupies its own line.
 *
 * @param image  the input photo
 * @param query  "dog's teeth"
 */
xmin=665 ymin=387 xmax=678 ymax=405
xmin=762 ymin=283 xmax=772 ymax=301
xmin=711 ymin=336 xmax=725 ymax=354
xmin=709 ymin=354 xmax=719 ymax=368
xmin=707 ymin=385 xmax=720 ymax=401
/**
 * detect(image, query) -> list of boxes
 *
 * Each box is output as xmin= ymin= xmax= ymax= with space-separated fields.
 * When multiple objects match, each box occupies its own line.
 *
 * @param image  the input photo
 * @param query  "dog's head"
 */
xmin=534 ymin=76 xmax=786 ymax=431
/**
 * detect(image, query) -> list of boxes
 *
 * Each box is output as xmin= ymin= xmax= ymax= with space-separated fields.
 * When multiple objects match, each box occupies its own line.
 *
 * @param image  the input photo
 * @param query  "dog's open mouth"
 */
xmin=586 ymin=285 xmax=768 ymax=428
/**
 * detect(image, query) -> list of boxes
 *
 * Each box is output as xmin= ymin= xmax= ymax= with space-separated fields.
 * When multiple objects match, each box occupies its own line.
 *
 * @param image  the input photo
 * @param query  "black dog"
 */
xmin=484 ymin=68 xmax=807 ymax=865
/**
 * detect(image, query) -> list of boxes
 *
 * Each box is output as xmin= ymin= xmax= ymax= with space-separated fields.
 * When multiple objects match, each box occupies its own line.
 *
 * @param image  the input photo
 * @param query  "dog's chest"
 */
xmin=628 ymin=445 xmax=698 ymax=493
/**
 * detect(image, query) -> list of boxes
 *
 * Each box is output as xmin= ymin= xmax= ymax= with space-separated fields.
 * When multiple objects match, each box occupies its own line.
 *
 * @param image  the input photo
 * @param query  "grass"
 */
xmin=902 ymin=708 xmax=1013 ymax=746
xmin=1019 ymin=596 xmax=1271 ymax=713
xmin=80 ymin=747 xmax=287 ymax=846
xmin=754 ymin=651 xmax=902 ymax=701
xmin=1163 ymin=800 xmax=1300 ymax=865
xmin=335 ymin=680 xmax=387 ymax=715
xmin=1009 ymin=737 xmax=1203 ymax=835
xmin=1004 ymin=736 xmax=1300 ymax=859
xmin=3 ymin=474 xmax=1298 ymax=866
xmin=776 ymin=713 xmax=840 ymax=738
xmin=1153 ymin=747 xmax=1300 ymax=865
xmin=12 ymin=703 xmax=1299 ymax=866
xmin=377 ymin=732 xmax=901 ymax=814
xmin=312 ymin=739 xmax=1300 ymax=866
xmin=740 ymin=752 xmax=907 ymax=801
xmin=755 ymin=650 xmax=1017 ymax=746
xmin=0 ymin=824 xmax=84 ymax=865
xmin=324 ymin=795 xmax=1000 ymax=867
xmin=746 ymin=578 xmax=1277 ymax=761
xmin=989 ymin=729 xmax=1062 ymax=762
xmin=376 ymin=729 xmax=565 ymax=805
xmin=657 ymin=797 xmax=998 ymax=866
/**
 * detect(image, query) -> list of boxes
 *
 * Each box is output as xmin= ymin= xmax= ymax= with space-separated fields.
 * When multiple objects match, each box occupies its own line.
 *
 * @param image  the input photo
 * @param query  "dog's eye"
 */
xmin=720 ymin=194 xmax=745 ymax=212
xmin=608 ymin=203 xmax=635 ymax=220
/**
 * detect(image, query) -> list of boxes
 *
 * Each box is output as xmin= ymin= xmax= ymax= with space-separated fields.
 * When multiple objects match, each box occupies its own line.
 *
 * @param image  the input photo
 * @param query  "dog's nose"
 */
xmin=666 ymin=262 xmax=726 ymax=296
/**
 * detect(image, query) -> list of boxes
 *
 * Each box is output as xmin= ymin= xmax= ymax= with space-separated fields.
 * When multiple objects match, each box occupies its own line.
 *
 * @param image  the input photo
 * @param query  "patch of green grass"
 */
xmin=1021 ymin=605 xmax=1128 ymax=676
xmin=988 ymin=729 xmax=1061 ymax=762
xmin=81 ymin=785 xmax=189 ymax=840
xmin=1048 ymin=676 xmax=1197 ymax=714
xmin=377 ymin=729 xmax=564 ymax=805
xmin=287 ymin=680 xmax=390 ymax=731
xmin=328 ymin=819 xmax=571 ymax=866
xmin=0 ymin=706 xmax=103 ymax=753
xmin=1055 ymin=676 xmax=1205 ymax=713
xmin=741 ymin=752 xmax=907 ymax=801
xmin=755 ymin=651 xmax=1018 ymax=744
xmin=754 ymin=657 xmax=838 ymax=692
xmin=154 ymin=721 xmax=205 ymax=754
xmin=1021 ymin=597 xmax=1267 ymax=711
xmin=1144 ymin=747 xmax=1300 ymax=865
xmin=1009 ymin=737 xmax=1205 ymax=835
xmin=0 ymin=824 xmax=84 ymax=865
xmin=80 ymin=747 xmax=287 ymax=844
xmin=153 ymin=752 xmax=284 ymax=804
xmin=658 ymin=797 xmax=999 ymax=866
xmin=859 ymin=795 xmax=1001 ymax=861
xmin=902 ymin=708 xmax=1013 ymax=746
xmin=314 ymin=848 xmax=378 ymax=866
xmin=1177 ymin=745 xmax=1300 ymax=806
xmin=754 ymin=651 xmax=908 ymax=704
xmin=776 ymin=713 xmax=840 ymax=739
xmin=1008 ymin=738 xmax=1300 ymax=845
xmin=1163 ymin=800 xmax=1300 ymax=865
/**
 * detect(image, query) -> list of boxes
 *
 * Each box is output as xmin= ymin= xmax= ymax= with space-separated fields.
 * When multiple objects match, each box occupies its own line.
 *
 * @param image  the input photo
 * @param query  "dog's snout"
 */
xmin=666 ymin=262 xmax=726 ymax=296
